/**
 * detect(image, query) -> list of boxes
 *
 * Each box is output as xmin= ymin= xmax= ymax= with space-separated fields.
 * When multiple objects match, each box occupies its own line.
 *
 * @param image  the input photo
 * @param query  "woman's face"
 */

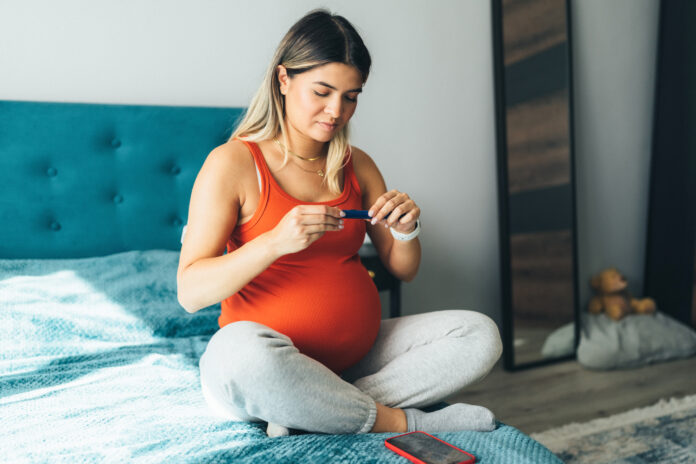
xmin=278 ymin=62 xmax=363 ymax=143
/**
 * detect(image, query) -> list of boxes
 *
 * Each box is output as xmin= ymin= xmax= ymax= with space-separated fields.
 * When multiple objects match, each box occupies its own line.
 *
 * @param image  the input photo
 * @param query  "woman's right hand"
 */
xmin=267 ymin=205 xmax=344 ymax=256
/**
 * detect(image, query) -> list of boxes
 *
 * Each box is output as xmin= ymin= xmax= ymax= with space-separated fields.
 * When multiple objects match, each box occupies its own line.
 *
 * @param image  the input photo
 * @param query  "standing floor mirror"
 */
xmin=492 ymin=0 xmax=580 ymax=370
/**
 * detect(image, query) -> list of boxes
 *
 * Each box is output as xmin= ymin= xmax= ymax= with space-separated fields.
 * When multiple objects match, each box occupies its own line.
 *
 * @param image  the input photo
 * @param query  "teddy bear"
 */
xmin=587 ymin=268 xmax=657 ymax=320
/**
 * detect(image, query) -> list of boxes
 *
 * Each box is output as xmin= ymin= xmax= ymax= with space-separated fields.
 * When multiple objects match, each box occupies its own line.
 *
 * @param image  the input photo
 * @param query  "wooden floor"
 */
xmin=446 ymin=355 xmax=696 ymax=434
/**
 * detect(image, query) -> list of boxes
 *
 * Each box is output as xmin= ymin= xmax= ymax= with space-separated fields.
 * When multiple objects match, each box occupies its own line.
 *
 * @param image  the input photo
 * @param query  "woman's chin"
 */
xmin=309 ymin=132 xmax=335 ymax=143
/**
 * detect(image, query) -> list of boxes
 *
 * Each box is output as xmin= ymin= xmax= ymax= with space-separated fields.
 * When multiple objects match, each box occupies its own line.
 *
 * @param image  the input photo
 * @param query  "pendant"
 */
xmin=317 ymin=169 xmax=325 ymax=177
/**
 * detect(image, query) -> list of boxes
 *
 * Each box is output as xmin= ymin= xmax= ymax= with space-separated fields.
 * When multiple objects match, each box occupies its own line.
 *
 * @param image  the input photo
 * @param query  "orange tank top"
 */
xmin=219 ymin=139 xmax=382 ymax=373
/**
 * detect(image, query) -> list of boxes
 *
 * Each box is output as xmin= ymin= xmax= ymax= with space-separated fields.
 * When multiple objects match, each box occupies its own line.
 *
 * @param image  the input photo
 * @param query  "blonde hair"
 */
xmin=229 ymin=9 xmax=371 ymax=194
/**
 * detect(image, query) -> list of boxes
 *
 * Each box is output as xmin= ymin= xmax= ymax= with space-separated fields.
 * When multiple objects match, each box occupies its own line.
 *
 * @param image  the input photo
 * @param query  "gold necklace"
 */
xmin=293 ymin=161 xmax=325 ymax=177
xmin=274 ymin=138 xmax=324 ymax=162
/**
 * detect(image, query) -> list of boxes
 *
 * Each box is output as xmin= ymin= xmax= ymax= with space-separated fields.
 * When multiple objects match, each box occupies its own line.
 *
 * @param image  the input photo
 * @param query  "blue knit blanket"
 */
xmin=0 ymin=250 xmax=560 ymax=463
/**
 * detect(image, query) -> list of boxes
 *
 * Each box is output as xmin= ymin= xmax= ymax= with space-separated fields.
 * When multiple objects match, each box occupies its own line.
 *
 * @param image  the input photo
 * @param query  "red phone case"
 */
xmin=384 ymin=431 xmax=476 ymax=464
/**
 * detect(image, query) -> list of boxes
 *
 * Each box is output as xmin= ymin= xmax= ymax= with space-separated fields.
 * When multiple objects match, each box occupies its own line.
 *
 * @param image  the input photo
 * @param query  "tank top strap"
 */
xmin=237 ymin=138 xmax=271 ymax=189
xmin=230 ymin=138 xmax=272 ymax=234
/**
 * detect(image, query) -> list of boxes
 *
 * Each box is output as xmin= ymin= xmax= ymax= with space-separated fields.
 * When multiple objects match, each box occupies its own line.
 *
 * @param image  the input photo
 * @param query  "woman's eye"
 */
xmin=313 ymin=90 xmax=357 ymax=103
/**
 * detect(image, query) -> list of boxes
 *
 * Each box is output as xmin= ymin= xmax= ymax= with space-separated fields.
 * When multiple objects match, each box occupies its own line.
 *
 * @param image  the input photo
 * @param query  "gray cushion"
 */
xmin=577 ymin=311 xmax=696 ymax=370
xmin=541 ymin=322 xmax=576 ymax=358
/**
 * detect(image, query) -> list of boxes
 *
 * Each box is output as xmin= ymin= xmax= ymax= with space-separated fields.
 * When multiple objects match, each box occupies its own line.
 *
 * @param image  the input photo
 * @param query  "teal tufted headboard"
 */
xmin=0 ymin=100 xmax=245 ymax=258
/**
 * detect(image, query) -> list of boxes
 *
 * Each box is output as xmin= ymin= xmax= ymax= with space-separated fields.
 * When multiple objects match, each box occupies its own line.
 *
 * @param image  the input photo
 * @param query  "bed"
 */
xmin=0 ymin=99 xmax=561 ymax=463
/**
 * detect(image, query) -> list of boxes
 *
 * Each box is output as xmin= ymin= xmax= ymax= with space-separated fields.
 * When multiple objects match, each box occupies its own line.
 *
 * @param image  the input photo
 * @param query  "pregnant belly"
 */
xmin=272 ymin=266 xmax=381 ymax=372
xmin=223 ymin=262 xmax=382 ymax=373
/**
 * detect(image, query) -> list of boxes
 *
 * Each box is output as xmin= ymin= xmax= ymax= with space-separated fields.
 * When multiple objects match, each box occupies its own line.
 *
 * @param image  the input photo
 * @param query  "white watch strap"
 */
xmin=390 ymin=219 xmax=421 ymax=241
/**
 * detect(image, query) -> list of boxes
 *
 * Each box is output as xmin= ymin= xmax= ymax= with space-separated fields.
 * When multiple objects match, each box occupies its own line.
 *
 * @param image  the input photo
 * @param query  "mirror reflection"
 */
xmin=495 ymin=0 xmax=579 ymax=368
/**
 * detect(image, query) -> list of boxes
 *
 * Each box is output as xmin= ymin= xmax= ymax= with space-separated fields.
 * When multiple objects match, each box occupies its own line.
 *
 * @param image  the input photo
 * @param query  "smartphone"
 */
xmin=384 ymin=431 xmax=476 ymax=464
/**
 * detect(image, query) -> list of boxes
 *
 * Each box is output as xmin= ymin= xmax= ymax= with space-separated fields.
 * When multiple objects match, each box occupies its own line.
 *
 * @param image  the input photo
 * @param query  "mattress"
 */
xmin=0 ymin=249 xmax=561 ymax=463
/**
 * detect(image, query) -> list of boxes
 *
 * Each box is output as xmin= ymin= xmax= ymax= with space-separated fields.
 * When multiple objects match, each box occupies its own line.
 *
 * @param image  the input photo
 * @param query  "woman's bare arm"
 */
xmin=177 ymin=142 xmax=344 ymax=313
xmin=352 ymin=148 xmax=421 ymax=282
xmin=177 ymin=143 xmax=277 ymax=312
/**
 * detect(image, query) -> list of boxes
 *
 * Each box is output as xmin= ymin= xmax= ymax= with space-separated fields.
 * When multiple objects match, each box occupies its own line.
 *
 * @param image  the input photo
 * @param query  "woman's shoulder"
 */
xmin=201 ymin=139 xmax=255 ymax=178
xmin=350 ymin=145 xmax=377 ymax=170
xmin=205 ymin=139 xmax=254 ymax=167
xmin=349 ymin=145 xmax=384 ymax=194
xmin=194 ymin=139 xmax=257 ymax=197
xmin=350 ymin=145 xmax=381 ymax=177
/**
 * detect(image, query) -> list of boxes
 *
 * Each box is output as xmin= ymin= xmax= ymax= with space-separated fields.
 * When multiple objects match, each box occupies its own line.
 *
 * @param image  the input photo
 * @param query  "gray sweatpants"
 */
xmin=198 ymin=309 xmax=502 ymax=434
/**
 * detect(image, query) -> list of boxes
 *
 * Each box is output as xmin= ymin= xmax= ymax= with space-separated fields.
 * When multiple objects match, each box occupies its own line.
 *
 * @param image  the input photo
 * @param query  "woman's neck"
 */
xmin=281 ymin=127 xmax=328 ymax=158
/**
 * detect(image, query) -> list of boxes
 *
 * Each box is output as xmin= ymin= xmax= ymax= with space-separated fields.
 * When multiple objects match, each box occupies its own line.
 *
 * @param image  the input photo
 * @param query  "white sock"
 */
xmin=404 ymin=403 xmax=496 ymax=433
xmin=266 ymin=422 xmax=291 ymax=438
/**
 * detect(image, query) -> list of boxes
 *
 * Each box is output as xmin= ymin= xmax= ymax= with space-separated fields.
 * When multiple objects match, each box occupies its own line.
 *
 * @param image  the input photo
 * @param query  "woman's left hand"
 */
xmin=368 ymin=190 xmax=420 ymax=234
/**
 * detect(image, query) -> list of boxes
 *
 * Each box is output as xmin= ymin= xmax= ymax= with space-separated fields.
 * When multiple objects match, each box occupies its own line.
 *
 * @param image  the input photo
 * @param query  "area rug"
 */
xmin=531 ymin=394 xmax=696 ymax=463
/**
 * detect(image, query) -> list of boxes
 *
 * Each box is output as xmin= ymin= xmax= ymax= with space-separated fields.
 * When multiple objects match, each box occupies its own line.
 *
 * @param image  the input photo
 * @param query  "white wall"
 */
xmin=0 ymin=0 xmax=660 ymax=323
xmin=571 ymin=0 xmax=659 ymax=306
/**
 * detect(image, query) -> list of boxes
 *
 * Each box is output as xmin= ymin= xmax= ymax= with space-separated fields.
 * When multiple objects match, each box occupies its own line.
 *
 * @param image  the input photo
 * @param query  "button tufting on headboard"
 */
xmin=0 ymin=100 xmax=244 ymax=258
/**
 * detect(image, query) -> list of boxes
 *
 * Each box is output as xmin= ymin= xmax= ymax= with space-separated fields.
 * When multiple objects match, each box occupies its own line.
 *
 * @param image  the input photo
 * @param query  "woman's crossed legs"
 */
xmin=199 ymin=309 xmax=502 ymax=435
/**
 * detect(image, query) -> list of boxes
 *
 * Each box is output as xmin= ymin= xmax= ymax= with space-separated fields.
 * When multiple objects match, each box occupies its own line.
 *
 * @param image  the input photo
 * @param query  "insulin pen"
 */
xmin=342 ymin=209 xmax=372 ymax=219
xmin=342 ymin=210 xmax=404 ymax=220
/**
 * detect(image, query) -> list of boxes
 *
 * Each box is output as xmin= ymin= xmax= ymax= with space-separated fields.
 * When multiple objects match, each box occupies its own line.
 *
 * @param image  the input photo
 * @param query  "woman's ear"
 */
xmin=277 ymin=65 xmax=289 ymax=95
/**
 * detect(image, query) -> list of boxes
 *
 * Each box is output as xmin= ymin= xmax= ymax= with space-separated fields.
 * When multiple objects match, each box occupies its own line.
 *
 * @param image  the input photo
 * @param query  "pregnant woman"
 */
xmin=177 ymin=8 xmax=502 ymax=437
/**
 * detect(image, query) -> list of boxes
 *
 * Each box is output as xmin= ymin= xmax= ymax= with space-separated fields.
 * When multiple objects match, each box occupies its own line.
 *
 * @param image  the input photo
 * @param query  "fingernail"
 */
xmin=371 ymin=218 xmax=377 ymax=225
xmin=339 ymin=211 xmax=346 ymax=217
xmin=339 ymin=220 xmax=344 ymax=226
xmin=368 ymin=210 xmax=374 ymax=217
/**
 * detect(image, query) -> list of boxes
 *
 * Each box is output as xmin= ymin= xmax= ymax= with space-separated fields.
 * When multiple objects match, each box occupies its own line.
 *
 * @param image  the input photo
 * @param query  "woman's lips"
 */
xmin=318 ymin=122 xmax=338 ymax=131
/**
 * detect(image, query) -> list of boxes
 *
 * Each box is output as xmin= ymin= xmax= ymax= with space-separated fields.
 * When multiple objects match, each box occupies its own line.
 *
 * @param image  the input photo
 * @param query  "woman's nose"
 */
xmin=325 ymin=99 xmax=342 ymax=118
